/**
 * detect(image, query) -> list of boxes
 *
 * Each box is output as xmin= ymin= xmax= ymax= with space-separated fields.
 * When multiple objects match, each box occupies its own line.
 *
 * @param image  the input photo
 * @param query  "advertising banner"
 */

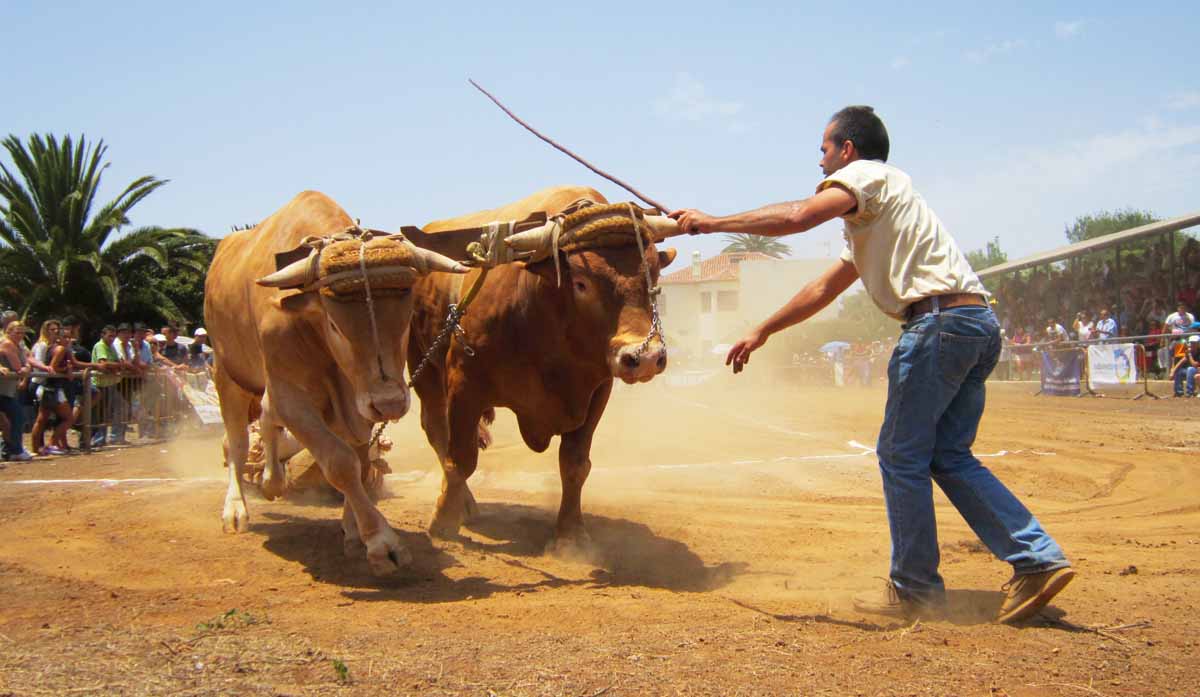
xmin=1087 ymin=343 xmax=1138 ymax=389
xmin=1040 ymin=349 xmax=1082 ymax=396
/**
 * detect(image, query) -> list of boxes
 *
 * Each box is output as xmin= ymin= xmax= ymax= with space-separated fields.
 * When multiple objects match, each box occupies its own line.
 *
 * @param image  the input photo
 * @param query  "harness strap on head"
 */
xmin=358 ymin=237 xmax=390 ymax=383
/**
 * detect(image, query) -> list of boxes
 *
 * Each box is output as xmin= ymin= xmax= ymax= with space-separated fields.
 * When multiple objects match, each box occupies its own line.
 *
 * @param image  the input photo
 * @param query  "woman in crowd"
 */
xmin=29 ymin=319 xmax=65 ymax=455
xmin=39 ymin=333 xmax=76 ymax=453
xmin=1011 ymin=326 xmax=1033 ymax=380
xmin=0 ymin=321 xmax=33 ymax=461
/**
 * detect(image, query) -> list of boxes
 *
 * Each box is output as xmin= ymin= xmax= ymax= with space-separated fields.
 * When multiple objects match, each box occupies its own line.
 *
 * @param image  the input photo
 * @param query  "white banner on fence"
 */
xmin=181 ymin=382 xmax=224 ymax=425
xmin=1087 ymin=343 xmax=1139 ymax=389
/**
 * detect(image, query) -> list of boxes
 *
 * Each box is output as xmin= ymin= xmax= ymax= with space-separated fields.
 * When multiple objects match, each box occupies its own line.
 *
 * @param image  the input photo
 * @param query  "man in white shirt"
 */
xmin=1164 ymin=303 xmax=1194 ymax=334
xmin=1046 ymin=319 xmax=1069 ymax=343
xmin=1094 ymin=309 xmax=1117 ymax=340
xmin=670 ymin=106 xmax=1072 ymax=623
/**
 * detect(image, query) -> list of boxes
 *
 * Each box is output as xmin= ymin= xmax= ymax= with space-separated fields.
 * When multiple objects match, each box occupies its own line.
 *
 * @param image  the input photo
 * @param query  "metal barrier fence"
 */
xmin=80 ymin=367 xmax=213 ymax=451
xmin=1019 ymin=332 xmax=1200 ymax=399
xmin=0 ymin=367 xmax=213 ymax=455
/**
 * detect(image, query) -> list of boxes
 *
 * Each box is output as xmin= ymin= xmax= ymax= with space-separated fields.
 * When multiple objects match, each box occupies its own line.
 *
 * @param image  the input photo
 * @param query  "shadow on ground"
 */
xmin=462 ymin=502 xmax=748 ymax=592
xmin=254 ymin=501 xmax=746 ymax=602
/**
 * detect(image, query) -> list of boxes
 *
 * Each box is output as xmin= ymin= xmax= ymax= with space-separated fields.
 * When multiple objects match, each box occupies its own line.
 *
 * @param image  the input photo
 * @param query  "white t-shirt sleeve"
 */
xmin=817 ymin=161 xmax=886 ymax=227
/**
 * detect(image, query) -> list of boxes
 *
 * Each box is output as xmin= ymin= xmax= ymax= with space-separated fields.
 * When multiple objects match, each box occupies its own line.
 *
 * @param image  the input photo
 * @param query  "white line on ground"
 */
xmin=4 ymin=477 xmax=220 ymax=486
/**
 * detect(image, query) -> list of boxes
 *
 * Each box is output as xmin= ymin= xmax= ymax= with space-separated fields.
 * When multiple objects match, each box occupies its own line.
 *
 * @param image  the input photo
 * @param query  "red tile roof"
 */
xmin=661 ymin=252 xmax=775 ymax=284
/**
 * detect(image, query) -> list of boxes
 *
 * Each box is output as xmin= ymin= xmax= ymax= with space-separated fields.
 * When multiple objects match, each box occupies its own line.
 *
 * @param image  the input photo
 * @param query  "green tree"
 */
xmin=721 ymin=233 xmax=791 ymax=258
xmin=966 ymin=236 xmax=1008 ymax=271
xmin=110 ymin=230 xmax=216 ymax=325
xmin=0 ymin=134 xmax=212 ymax=325
xmin=1064 ymin=208 xmax=1159 ymax=243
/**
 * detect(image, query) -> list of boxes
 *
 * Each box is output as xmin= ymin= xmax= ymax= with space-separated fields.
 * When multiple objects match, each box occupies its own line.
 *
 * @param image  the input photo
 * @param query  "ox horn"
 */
xmin=407 ymin=243 xmax=471 ymax=274
xmin=642 ymin=215 xmax=684 ymax=242
xmin=503 ymin=219 xmax=561 ymax=259
xmin=256 ymin=250 xmax=318 ymax=288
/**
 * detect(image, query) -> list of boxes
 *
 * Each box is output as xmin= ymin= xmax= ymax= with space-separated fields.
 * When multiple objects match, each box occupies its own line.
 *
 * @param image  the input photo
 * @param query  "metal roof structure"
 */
xmin=977 ymin=211 xmax=1200 ymax=279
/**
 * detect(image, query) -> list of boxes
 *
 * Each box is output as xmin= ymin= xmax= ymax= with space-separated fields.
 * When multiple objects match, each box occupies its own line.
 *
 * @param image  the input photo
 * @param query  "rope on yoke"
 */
xmin=358 ymin=237 xmax=391 ymax=383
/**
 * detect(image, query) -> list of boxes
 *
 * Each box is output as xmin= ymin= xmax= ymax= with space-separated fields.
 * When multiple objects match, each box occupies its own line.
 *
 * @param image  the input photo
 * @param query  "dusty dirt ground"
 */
xmin=0 ymin=374 xmax=1197 ymax=696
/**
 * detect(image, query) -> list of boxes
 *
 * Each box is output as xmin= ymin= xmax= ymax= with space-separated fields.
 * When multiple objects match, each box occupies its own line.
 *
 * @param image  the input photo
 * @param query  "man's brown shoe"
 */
xmin=996 ymin=567 xmax=1076 ymax=624
xmin=853 ymin=580 xmax=940 ymax=620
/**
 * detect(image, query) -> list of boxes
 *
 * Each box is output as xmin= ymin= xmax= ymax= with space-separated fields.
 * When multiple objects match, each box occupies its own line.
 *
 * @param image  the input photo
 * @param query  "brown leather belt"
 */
xmin=905 ymin=293 xmax=988 ymax=320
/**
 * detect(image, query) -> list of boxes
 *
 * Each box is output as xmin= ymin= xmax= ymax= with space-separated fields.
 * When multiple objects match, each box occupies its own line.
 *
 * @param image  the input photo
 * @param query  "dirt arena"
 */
xmin=0 ymin=375 xmax=1197 ymax=696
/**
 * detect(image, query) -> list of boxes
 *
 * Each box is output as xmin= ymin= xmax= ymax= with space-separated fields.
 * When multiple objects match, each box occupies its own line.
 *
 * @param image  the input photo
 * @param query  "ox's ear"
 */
xmin=518 ymin=255 xmax=566 ymax=286
xmin=658 ymin=248 xmax=678 ymax=269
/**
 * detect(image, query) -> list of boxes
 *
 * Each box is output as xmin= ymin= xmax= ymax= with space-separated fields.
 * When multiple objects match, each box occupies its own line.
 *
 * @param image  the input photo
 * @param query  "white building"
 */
xmin=659 ymin=251 xmax=839 ymax=362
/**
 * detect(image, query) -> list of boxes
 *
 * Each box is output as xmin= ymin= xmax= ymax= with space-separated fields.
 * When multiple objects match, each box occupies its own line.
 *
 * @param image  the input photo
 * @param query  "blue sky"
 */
xmin=4 ymin=1 xmax=1198 ymax=268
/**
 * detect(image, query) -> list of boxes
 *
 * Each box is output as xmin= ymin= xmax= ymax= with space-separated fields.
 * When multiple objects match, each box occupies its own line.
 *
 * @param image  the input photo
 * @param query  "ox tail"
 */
xmin=477 ymin=408 xmax=496 ymax=450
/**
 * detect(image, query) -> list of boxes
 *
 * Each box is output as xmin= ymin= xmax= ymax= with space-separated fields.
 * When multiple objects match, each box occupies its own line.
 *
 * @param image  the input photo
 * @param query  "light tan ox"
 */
xmin=204 ymin=191 xmax=467 ymax=575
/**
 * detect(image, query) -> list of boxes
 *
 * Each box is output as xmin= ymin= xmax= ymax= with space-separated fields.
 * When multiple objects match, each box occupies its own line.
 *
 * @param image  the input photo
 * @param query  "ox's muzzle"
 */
xmin=357 ymin=381 xmax=411 ymax=422
xmin=612 ymin=339 xmax=668 ymax=384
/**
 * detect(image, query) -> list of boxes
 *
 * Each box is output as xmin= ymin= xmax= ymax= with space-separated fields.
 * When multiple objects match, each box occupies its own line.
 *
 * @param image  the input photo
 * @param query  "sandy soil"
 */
xmin=0 ymin=374 xmax=1197 ymax=696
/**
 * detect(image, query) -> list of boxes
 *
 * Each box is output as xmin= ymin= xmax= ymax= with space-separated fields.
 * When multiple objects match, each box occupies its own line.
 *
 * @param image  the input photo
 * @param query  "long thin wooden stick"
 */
xmin=468 ymin=79 xmax=671 ymax=215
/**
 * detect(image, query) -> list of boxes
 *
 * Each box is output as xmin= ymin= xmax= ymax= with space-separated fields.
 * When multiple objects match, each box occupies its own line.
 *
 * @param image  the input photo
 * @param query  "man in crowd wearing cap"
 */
xmin=1171 ymin=335 xmax=1200 ymax=397
xmin=669 ymin=105 xmax=1073 ymax=623
xmin=188 ymin=328 xmax=211 ymax=370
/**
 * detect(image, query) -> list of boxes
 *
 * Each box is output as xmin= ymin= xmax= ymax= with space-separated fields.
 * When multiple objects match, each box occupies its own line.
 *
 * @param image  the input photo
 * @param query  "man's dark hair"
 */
xmin=61 ymin=315 xmax=80 ymax=328
xmin=829 ymin=106 xmax=890 ymax=162
xmin=133 ymin=322 xmax=147 ymax=332
xmin=116 ymin=322 xmax=132 ymax=333
xmin=102 ymin=324 xmax=116 ymax=334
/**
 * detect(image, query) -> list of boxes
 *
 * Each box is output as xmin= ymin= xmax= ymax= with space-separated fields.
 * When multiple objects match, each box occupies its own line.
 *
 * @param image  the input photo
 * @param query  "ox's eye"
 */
xmin=573 ymin=280 xmax=588 ymax=294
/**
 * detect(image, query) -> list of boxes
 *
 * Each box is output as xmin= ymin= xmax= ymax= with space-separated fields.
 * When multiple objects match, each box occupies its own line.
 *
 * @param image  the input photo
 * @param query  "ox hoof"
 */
xmin=547 ymin=529 xmax=596 ymax=562
xmin=428 ymin=513 xmax=463 ymax=541
xmin=343 ymin=536 xmax=366 ymax=558
xmin=260 ymin=474 xmax=286 ymax=502
xmin=221 ymin=499 xmax=249 ymax=534
xmin=463 ymin=487 xmax=480 ymax=523
xmin=364 ymin=528 xmax=411 ymax=575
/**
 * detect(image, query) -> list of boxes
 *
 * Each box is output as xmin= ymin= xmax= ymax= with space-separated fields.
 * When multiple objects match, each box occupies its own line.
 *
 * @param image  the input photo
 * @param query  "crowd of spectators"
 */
xmin=0 ymin=312 xmax=212 ymax=464
xmin=990 ymin=241 xmax=1200 ymax=382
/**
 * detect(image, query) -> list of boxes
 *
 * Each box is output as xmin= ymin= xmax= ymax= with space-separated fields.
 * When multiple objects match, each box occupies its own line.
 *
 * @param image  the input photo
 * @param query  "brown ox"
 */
xmin=204 ymin=191 xmax=466 ymax=575
xmin=402 ymin=185 xmax=678 ymax=546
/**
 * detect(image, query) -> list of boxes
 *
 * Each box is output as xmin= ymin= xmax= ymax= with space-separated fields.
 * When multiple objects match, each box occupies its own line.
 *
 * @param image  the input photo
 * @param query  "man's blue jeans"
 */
xmin=877 ymin=304 xmax=1069 ymax=603
xmin=1174 ymin=365 xmax=1196 ymax=396
xmin=91 ymin=385 xmax=127 ymax=446
xmin=0 ymin=394 xmax=27 ymax=456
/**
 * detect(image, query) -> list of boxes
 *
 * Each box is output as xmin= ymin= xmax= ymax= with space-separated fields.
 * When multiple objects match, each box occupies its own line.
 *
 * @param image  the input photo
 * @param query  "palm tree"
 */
xmin=721 ymin=233 xmax=791 ymax=259
xmin=0 ymin=134 xmax=208 ymax=323
xmin=106 ymin=227 xmax=216 ymax=324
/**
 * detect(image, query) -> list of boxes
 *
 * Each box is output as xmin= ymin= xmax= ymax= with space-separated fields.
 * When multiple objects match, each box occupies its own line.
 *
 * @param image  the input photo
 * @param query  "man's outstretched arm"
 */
xmin=726 ymin=258 xmax=860 ymax=373
xmin=669 ymin=185 xmax=857 ymax=237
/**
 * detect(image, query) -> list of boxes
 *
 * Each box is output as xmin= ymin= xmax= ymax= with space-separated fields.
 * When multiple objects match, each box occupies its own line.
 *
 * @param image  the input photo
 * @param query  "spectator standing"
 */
xmin=131 ymin=323 xmax=158 ymax=439
xmin=61 ymin=316 xmax=100 ymax=431
xmin=1011 ymin=326 xmax=1034 ymax=380
xmin=1073 ymin=312 xmax=1094 ymax=341
xmin=90 ymin=325 xmax=128 ymax=447
xmin=1164 ymin=303 xmax=1194 ymax=334
xmin=0 ymin=322 xmax=33 ymax=461
xmin=40 ymin=334 xmax=75 ymax=453
xmin=1046 ymin=318 xmax=1069 ymax=343
xmin=1171 ymin=338 xmax=1193 ymax=397
xmin=189 ymin=327 xmax=212 ymax=370
xmin=1094 ymin=309 xmax=1117 ymax=341
xmin=158 ymin=325 xmax=189 ymax=370
xmin=30 ymin=319 xmax=69 ymax=455
xmin=1184 ymin=336 xmax=1200 ymax=398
